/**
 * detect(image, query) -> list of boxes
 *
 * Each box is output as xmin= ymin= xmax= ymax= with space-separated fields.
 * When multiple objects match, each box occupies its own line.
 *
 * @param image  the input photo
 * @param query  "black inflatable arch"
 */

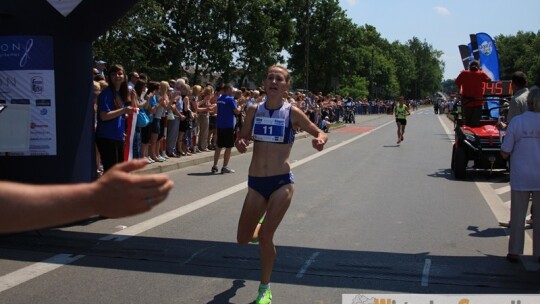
xmin=0 ymin=0 xmax=139 ymax=183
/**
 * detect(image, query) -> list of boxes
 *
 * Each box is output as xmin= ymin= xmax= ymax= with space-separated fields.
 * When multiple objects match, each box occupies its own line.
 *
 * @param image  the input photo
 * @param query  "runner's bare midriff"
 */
xmin=248 ymin=141 xmax=292 ymax=176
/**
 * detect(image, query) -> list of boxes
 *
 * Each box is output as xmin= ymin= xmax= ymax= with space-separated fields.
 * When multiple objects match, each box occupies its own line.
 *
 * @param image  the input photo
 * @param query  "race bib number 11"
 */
xmin=253 ymin=117 xmax=285 ymax=143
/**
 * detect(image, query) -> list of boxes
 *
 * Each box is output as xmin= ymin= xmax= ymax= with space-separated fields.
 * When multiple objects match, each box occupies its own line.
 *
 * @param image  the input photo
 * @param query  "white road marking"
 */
xmin=0 ymin=120 xmax=394 ymax=293
xmin=438 ymin=115 xmax=455 ymax=144
xmin=494 ymin=185 xmax=510 ymax=195
xmin=99 ymin=182 xmax=248 ymax=242
xmin=421 ymin=258 xmax=431 ymax=287
xmin=0 ymin=254 xmax=84 ymax=293
xmin=296 ymin=252 xmax=320 ymax=278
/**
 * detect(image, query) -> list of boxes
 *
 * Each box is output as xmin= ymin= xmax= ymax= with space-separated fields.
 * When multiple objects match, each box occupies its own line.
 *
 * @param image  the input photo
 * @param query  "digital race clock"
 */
xmin=482 ymin=80 xmax=512 ymax=97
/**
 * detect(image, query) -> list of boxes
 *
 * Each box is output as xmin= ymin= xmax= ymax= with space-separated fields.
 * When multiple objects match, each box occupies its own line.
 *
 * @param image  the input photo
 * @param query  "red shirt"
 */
xmin=454 ymin=69 xmax=491 ymax=107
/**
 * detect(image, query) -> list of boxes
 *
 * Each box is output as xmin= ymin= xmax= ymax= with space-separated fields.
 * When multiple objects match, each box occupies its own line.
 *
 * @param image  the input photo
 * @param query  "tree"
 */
xmin=337 ymin=76 xmax=369 ymax=99
xmin=234 ymin=0 xmax=295 ymax=88
xmin=92 ymin=0 xmax=446 ymax=98
xmin=388 ymin=42 xmax=416 ymax=98
xmin=407 ymin=37 xmax=444 ymax=99
xmin=441 ymin=79 xmax=458 ymax=96
xmin=288 ymin=0 xmax=364 ymax=94
xmin=496 ymin=31 xmax=540 ymax=84
xmin=93 ymin=0 xmax=171 ymax=80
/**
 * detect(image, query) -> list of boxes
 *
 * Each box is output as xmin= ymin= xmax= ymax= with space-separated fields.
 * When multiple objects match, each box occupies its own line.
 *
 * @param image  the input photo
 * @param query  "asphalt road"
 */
xmin=1 ymin=108 xmax=539 ymax=304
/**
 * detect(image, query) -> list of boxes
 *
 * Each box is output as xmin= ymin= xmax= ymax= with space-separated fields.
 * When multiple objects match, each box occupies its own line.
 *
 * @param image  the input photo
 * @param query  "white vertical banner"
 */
xmin=0 ymin=36 xmax=57 ymax=155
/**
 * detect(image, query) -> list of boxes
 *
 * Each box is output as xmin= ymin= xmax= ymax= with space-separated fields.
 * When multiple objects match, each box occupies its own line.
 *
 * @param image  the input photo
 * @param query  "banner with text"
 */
xmin=0 ymin=36 xmax=57 ymax=155
xmin=343 ymin=294 xmax=539 ymax=304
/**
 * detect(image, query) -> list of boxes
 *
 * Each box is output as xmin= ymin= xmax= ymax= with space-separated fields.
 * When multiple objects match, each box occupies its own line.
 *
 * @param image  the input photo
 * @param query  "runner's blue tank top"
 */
xmin=252 ymin=101 xmax=296 ymax=144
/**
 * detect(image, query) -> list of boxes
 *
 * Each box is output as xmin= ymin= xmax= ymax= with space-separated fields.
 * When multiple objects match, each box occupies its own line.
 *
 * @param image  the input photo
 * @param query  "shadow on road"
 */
xmin=1 ymin=228 xmax=539 ymax=294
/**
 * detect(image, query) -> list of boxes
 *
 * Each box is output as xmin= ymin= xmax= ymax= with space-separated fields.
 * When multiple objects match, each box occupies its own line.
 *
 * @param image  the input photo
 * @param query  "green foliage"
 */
xmin=441 ymin=79 xmax=458 ymax=95
xmin=94 ymin=2 xmax=539 ymax=99
xmin=285 ymin=0 xmax=443 ymax=98
xmin=337 ymin=76 xmax=369 ymax=99
xmin=406 ymin=37 xmax=443 ymax=99
xmin=496 ymin=31 xmax=540 ymax=85
xmin=92 ymin=0 xmax=171 ymax=80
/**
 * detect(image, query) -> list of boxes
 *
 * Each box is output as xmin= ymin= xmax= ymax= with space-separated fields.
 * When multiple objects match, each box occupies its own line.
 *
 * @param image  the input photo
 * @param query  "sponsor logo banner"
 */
xmin=0 ymin=36 xmax=56 ymax=155
xmin=343 ymin=294 xmax=539 ymax=304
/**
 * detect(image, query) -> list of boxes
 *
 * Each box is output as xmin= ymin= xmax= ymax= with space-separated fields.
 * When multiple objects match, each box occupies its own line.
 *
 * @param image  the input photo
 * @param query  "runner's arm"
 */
xmin=235 ymin=104 xmax=256 ymax=153
xmin=291 ymin=106 xmax=327 ymax=151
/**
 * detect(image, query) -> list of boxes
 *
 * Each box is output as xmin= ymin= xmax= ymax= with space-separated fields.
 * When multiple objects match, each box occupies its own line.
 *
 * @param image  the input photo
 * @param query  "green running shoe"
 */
xmin=255 ymin=287 xmax=272 ymax=304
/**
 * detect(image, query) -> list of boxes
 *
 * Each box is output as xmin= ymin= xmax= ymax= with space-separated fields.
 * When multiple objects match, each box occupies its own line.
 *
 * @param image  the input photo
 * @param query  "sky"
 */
xmin=338 ymin=0 xmax=540 ymax=80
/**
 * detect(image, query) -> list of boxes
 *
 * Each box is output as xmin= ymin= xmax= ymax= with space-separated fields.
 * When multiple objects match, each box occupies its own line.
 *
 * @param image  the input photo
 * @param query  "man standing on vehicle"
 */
xmin=455 ymin=60 xmax=491 ymax=127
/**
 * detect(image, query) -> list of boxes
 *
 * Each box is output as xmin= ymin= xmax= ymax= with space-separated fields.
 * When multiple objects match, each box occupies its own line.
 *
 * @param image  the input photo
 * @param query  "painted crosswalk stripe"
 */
xmin=494 ymin=185 xmax=510 ymax=195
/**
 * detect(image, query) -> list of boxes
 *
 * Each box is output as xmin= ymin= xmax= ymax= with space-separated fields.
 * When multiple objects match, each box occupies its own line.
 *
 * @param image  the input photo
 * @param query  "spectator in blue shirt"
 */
xmin=211 ymin=84 xmax=241 ymax=174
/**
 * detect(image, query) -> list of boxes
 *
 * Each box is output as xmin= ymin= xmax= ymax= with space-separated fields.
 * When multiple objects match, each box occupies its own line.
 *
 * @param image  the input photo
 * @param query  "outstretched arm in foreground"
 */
xmin=0 ymin=159 xmax=174 ymax=233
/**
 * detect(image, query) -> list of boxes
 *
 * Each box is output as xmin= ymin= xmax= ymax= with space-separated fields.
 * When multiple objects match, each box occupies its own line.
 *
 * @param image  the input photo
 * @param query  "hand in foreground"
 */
xmin=93 ymin=159 xmax=174 ymax=218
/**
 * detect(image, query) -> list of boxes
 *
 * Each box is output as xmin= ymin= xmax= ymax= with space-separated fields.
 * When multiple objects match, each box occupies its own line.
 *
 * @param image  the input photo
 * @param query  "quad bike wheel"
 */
xmin=452 ymin=144 xmax=467 ymax=179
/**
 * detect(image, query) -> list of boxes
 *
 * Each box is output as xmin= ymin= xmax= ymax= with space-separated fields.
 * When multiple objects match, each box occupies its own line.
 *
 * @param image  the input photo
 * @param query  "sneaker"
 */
xmin=211 ymin=166 xmax=219 ymax=174
xmin=147 ymin=157 xmax=155 ymax=164
xmin=221 ymin=166 xmax=235 ymax=174
xmin=526 ymin=218 xmax=533 ymax=225
xmin=255 ymin=288 xmax=272 ymax=304
xmin=159 ymin=155 xmax=167 ymax=162
xmin=161 ymin=152 xmax=169 ymax=159
xmin=499 ymin=221 xmax=510 ymax=228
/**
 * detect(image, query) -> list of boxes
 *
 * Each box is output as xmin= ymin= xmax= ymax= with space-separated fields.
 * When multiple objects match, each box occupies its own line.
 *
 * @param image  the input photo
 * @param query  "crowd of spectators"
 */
xmin=91 ymin=62 xmax=422 ymax=174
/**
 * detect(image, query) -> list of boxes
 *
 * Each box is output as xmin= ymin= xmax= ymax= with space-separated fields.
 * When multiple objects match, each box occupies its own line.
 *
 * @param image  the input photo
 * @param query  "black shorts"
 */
xmin=179 ymin=119 xmax=190 ymax=132
xmin=396 ymin=118 xmax=407 ymax=125
xmin=217 ymin=128 xmax=235 ymax=148
xmin=158 ymin=118 xmax=166 ymax=140
xmin=141 ymin=125 xmax=151 ymax=144
xmin=150 ymin=118 xmax=161 ymax=134
xmin=209 ymin=115 xmax=217 ymax=130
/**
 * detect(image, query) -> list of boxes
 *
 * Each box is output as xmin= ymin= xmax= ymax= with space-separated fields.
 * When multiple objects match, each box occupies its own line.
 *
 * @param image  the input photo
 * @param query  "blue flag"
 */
xmin=473 ymin=33 xmax=501 ymax=118
xmin=474 ymin=32 xmax=500 ymax=81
